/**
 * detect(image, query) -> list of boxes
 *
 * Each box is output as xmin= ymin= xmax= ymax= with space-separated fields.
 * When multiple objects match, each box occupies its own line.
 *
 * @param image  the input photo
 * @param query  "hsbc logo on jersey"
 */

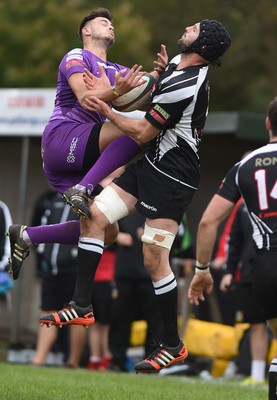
xmin=67 ymin=137 xmax=79 ymax=163
xmin=149 ymin=105 xmax=170 ymax=125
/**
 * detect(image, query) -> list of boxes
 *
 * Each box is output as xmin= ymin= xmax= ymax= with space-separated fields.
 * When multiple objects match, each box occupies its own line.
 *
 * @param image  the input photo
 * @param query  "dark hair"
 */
xmin=78 ymin=8 xmax=113 ymax=42
xmin=268 ymin=97 xmax=277 ymax=137
xmin=183 ymin=19 xmax=231 ymax=66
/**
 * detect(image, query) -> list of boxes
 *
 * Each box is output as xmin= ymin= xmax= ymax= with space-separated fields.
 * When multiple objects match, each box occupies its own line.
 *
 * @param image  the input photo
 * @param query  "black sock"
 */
xmin=269 ymin=359 xmax=277 ymax=400
xmin=153 ymin=273 xmax=179 ymax=347
xmin=72 ymin=237 xmax=104 ymax=307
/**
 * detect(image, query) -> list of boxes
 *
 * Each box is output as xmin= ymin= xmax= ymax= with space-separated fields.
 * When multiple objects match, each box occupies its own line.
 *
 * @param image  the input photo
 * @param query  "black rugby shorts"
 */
xmin=250 ymin=249 xmax=277 ymax=320
xmin=235 ymin=282 xmax=266 ymax=324
xmin=114 ymin=156 xmax=196 ymax=224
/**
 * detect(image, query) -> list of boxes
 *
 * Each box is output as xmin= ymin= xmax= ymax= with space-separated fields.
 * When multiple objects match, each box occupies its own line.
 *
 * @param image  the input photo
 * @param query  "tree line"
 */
xmin=0 ymin=0 xmax=276 ymax=112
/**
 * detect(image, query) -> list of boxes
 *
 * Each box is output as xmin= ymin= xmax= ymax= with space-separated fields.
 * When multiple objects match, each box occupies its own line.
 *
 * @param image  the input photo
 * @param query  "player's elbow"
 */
xmin=136 ymin=133 xmax=149 ymax=144
xmin=199 ymin=213 xmax=218 ymax=231
xmin=128 ymin=127 xmax=148 ymax=143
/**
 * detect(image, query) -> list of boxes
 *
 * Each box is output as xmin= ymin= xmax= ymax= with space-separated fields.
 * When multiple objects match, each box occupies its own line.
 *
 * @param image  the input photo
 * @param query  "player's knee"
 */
xmin=104 ymin=222 xmax=119 ymax=246
xmin=94 ymin=186 xmax=129 ymax=224
xmin=141 ymin=224 xmax=176 ymax=250
xmin=141 ymin=224 xmax=175 ymax=277
xmin=79 ymin=202 xmax=109 ymax=237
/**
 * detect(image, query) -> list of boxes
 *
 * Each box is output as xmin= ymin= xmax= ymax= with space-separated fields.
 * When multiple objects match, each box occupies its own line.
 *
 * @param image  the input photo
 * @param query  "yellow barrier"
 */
xmin=268 ymin=339 xmax=277 ymax=362
xmin=129 ymin=317 xmax=254 ymax=377
xmin=183 ymin=319 xmax=236 ymax=360
xmin=183 ymin=319 xmax=251 ymax=377
xmin=130 ymin=320 xmax=147 ymax=347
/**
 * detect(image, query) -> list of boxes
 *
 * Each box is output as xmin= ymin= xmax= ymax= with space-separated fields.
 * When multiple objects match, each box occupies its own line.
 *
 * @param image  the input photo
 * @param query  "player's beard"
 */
xmin=103 ymin=36 xmax=115 ymax=50
xmin=91 ymin=29 xmax=115 ymax=50
xmin=177 ymin=37 xmax=189 ymax=52
xmin=93 ymin=36 xmax=114 ymax=50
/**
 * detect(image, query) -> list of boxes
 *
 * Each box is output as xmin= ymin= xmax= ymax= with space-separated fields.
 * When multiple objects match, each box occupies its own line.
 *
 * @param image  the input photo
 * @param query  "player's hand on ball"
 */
xmin=83 ymin=66 xmax=111 ymax=90
xmin=115 ymin=64 xmax=146 ymax=96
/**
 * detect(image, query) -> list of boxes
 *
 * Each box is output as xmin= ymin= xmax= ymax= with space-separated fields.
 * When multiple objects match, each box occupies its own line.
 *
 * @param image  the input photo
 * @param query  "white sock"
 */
xmin=90 ymin=356 xmax=101 ymax=362
xmin=22 ymin=230 xmax=32 ymax=246
xmin=251 ymin=360 xmax=266 ymax=381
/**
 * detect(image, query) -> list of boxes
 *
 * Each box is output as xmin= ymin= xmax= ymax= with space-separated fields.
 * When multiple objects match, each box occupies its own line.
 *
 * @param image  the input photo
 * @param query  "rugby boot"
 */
xmin=7 ymin=224 xmax=30 ymax=280
xmin=135 ymin=340 xmax=188 ymax=373
xmin=63 ymin=187 xmax=91 ymax=219
xmin=39 ymin=301 xmax=95 ymax=328
xmin=63 ymin=184 xmax=103 ymax=219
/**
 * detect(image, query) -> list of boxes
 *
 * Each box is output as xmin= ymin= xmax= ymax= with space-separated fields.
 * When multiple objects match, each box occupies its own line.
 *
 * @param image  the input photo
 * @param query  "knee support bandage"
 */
xmin=141 ymin=223 xmax=176 ymax=250
xmin=94 ymin=186 xmax=129 ymax=224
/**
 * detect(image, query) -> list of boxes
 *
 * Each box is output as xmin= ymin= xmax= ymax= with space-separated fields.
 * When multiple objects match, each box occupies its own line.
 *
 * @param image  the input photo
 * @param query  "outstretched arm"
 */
xmin=188 ymin=194 xmax=235 ymax=305
xmin=196 ymin=195 xmax=234 ymax=265
xmin=80 ymin=64 xmax=147 ymax=104
xmin=71 ymin=64 xmax=146 ymax=109
xmin=82 ymin=96 xmax=160 ymax=144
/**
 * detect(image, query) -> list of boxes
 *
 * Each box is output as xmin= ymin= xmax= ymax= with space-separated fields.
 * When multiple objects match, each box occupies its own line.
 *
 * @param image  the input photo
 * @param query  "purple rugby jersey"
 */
xmin=41 ymin=48 xmax=130 ymax=193
xmin=48 ymin=48 xmax=129 ymax=125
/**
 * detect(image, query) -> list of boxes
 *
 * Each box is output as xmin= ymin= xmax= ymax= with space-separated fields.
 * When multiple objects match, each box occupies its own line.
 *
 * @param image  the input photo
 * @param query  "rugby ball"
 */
xmin=112 ymin=73 xmax=155 ymax=112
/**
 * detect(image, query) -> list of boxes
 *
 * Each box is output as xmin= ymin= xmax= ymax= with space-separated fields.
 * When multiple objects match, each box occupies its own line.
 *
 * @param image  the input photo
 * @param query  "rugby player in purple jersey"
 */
xmin=7 ymin=8 xmax=166 ymax=279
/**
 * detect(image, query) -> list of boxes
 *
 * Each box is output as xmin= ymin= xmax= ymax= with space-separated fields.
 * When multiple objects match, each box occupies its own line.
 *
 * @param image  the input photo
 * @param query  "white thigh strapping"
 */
xmin=141 ymin=223 xmax=176 ymax=250
xmin=94 ymin=186 xmax=129 ymax=224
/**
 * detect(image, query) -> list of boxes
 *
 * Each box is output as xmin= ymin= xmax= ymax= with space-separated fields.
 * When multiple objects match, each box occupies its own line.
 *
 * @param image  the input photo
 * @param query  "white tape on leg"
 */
xmin=141 ymin=223 xmax=175 ymax=250
xmin=94 ymin=186 xmax=129 ymax=224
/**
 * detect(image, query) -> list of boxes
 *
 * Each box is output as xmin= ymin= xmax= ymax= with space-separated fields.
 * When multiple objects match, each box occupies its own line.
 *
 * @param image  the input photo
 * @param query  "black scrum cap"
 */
xmin=183 ymin=19 xmax=231 ymax=65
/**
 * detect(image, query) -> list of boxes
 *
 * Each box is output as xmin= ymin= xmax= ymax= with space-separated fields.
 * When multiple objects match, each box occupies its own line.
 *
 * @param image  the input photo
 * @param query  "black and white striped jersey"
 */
xmin=144 ymin=54 xmax=209 ymax=190
xmin=0 ymin=200 xmax=12 ymax=271
xmin=217 ymin=142 xmax=277 ymax=250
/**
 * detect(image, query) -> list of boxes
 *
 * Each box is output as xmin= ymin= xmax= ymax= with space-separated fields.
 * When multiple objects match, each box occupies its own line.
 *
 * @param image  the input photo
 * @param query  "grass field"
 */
xmin=0 ymin=363 xmax=267 ymax=400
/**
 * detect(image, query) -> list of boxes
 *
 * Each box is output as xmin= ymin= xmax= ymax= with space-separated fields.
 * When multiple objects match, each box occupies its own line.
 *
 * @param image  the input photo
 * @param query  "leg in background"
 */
xmin=32 ymin=311 xmax=59 ymax=365
xmin=249 ymin=323 xmax=268 ymax=382
xmin=66 ymin=325 xmax=87 ymax=368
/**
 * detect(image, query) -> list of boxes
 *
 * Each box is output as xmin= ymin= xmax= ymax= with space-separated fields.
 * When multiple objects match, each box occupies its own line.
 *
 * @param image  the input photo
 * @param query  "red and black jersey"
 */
xmin=217 ymin=142 xmax=277 ymax=250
